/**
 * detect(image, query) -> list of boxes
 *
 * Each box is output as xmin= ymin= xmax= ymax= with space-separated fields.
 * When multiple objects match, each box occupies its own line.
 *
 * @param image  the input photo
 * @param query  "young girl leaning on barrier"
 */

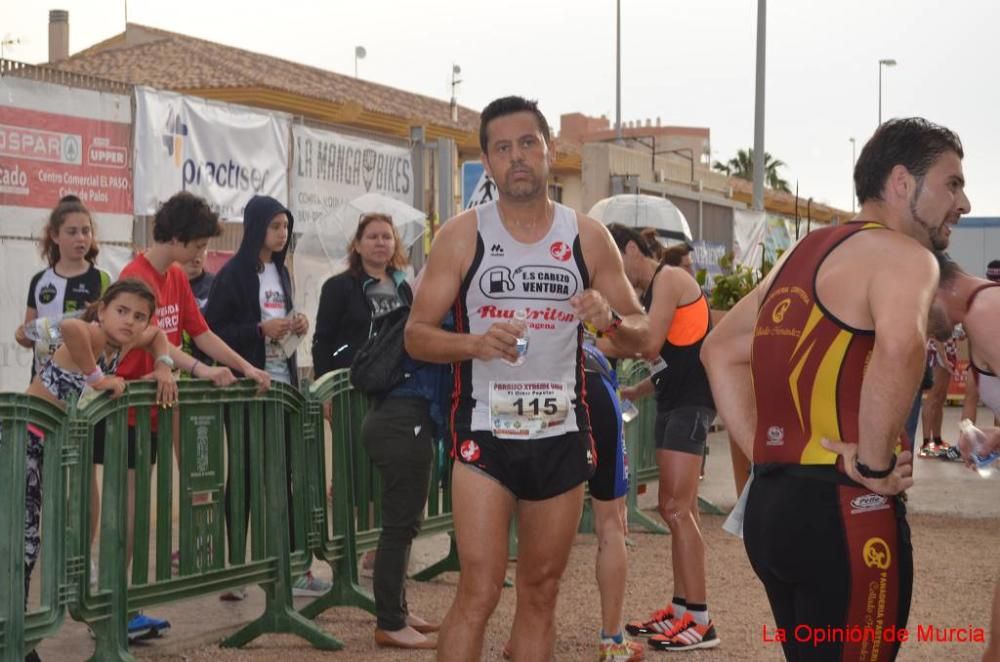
xmin=18 ymin=278 xmax=177 ymax=620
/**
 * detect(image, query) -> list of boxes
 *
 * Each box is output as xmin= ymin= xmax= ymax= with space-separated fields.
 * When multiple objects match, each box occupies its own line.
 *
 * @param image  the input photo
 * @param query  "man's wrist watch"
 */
xmin=854 ymin=454 xmax=896 ymax=479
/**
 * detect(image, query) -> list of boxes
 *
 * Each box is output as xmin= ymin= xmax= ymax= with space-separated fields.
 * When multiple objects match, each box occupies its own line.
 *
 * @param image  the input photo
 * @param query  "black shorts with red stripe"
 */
xmin=453 ymin=430 xmax=595 ymax=501
xmin=743 ymin=465 xmax=913 ymax=662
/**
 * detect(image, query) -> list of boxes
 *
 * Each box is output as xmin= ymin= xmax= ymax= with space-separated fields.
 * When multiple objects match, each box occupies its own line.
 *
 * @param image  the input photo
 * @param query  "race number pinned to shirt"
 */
xmin=489 ymin=381 xmax=570 ymax=439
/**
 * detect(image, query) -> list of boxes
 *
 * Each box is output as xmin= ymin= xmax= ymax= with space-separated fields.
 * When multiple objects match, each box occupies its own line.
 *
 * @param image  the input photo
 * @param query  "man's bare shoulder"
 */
xmin=432 ymin=209 xmax=479 ymax=249
xmin=966 ymin=283 xmax=1000 ymax=328
xmin=843 ymin=227 xmax=936 ymax=274
xmin=575 ymin=211 xmax=609 ymax=239
xmin=575 ymin=211 xmax=615 ymax=260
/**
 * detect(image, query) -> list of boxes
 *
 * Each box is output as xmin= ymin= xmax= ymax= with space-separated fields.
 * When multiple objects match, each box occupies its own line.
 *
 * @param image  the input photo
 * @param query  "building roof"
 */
xmin=49 ymin=24 xmax=582 ymax=171
xmin=53 ymin=24 xmax=481 ymax=134
xmin=728 ymin=177 xmax=851 ymax=223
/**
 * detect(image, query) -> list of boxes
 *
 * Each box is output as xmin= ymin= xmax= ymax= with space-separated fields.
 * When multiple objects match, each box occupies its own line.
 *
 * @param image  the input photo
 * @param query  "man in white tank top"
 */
xmin=406 ymin=96 xmax=649 ymax=661
xmin=931 ymin=253 xmax=1000 ymax=661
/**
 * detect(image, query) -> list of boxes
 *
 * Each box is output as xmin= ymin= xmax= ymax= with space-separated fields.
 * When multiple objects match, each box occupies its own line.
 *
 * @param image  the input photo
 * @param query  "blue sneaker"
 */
xmin=127 ymin=613 xmax=171 ymax=641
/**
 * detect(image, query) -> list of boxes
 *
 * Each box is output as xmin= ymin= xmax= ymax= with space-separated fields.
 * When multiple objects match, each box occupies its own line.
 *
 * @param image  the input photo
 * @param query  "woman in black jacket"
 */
xmin=313 ymin=212 xmax=412 ymax=377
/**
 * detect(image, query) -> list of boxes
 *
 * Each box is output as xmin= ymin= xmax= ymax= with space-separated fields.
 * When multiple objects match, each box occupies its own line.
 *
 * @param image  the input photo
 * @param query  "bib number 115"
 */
xmin=513 ymin=396 xmax=559 ymax=417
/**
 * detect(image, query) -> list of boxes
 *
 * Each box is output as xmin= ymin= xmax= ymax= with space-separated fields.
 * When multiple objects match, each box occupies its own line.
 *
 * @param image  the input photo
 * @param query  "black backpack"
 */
xmin=350 ymin=303 xmax=411 ymax=396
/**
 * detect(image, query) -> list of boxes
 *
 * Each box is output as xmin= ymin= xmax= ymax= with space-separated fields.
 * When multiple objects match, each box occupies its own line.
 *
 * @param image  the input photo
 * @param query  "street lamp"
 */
xmin=450 ymin=64 xmax=462 ymax=122
xmin=849 ymin=137 xmax=857 ymax=213
xmin=1 ymin=35 xmax=22 ymax=60
xmin=354 ymin=45 xmax=366 ymax=78
xmin=878 ymin=58 xmax=896 ymax=126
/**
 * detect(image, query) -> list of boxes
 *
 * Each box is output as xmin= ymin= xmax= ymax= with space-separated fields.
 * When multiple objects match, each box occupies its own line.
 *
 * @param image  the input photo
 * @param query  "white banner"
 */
xmin=290 ymin=124 xmax=413 ymax=226
xmin=732 ymin=209 xmax=767 ymax=269
xmin=133 ymin=87 xmax=289 ymax=221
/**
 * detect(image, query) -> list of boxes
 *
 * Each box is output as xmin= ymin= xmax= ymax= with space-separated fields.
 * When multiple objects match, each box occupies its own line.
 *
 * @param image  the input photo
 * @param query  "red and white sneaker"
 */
xmin=625 ymin=605 xmax=677 ymax=636
xmin=648 ymin=612 xmax=720 ymax=652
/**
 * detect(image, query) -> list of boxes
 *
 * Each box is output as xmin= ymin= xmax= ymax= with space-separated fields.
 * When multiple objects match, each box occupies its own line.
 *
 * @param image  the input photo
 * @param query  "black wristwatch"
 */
xmin=854 ymin=454 xmax=896 ymax=479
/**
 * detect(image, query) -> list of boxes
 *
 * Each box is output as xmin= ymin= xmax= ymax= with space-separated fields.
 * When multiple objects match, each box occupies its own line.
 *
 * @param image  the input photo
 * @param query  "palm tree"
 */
xmin=713 ymin=148 xmax=791 ymax=193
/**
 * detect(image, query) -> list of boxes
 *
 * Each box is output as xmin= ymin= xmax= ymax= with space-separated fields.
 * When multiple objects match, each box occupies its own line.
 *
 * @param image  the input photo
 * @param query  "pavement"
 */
xmin=32 ymin=404 xmax=1000 ymax=661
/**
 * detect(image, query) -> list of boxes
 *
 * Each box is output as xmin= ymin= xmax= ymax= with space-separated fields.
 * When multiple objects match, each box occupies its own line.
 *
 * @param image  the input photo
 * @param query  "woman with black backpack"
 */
xmin=314 ymin=213 xmax=444 ymax=649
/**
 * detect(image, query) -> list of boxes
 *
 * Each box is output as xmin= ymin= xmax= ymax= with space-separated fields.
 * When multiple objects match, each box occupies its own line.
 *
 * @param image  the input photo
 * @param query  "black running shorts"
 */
xmin=654 ymin=406 xmax=715 ymax=455
xmin=453 ymin=429 xmax=595 ymax=501
xmin=743 ymin=466 xmax=913 ymax=662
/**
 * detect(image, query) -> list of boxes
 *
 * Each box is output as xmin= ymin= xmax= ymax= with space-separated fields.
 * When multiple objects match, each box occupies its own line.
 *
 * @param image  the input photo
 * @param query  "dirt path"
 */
xmin=140 ymin=512 xmax=998 ymax=661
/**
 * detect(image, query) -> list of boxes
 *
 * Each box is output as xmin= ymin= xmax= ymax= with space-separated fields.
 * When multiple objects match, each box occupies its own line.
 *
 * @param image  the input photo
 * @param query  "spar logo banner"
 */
xmin=0 ymin=77 xmax=132 ymax=224
xmin=290 ymin=124 xmax=412 ymax=225
xmin=134 ymin=87 xmax=289 ymax=221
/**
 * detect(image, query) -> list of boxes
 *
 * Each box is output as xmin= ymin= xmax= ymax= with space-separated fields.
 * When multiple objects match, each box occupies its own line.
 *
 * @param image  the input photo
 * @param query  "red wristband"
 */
xmin=601 ymin=310 xmax=624 ymax=336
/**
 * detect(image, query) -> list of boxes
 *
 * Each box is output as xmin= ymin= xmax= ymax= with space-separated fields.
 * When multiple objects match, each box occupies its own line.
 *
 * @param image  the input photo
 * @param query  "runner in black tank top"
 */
xmin=607 ymin=225 xmax=720 ymax=652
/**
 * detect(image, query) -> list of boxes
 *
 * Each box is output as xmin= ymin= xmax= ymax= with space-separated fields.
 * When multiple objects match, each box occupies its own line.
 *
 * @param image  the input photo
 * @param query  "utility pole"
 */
xmin=751 ymin=0 xmax=767 ymax=211
xmin=615 ymin=0 xmax=623 ymax=144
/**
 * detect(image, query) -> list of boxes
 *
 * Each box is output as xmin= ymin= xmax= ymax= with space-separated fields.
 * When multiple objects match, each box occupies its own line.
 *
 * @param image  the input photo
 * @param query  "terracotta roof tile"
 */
xmin=52 ymin=24 xmax=481 ymax=133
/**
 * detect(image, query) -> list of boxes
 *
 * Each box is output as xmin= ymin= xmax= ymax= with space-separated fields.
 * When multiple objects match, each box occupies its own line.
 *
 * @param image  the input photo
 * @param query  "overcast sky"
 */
xmin=6 ymin=0 xmax=1000 ymax=216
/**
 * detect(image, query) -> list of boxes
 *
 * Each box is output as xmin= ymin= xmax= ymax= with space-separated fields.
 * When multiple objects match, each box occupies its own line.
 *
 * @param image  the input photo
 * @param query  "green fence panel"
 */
xmin=0 ymin=394 xmax=73 ymax=662
xmin=298 ymin=370 xmax=375 ymax=619
xmin=63 ymin=380 xmax=340 ymax=661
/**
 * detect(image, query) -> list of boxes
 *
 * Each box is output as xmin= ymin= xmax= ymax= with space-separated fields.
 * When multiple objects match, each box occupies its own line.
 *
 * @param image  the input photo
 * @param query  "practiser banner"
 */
xmin=0 ymin=77 xmax=132 ymax=241
xmin=290 ymin=124 xmax=413 ymax=226
xmin=134 ymin=87 xmax=289 ymax=221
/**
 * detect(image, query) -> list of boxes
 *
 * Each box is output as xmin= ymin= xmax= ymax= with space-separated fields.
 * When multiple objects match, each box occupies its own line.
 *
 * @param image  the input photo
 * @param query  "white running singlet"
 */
xmin=453 ymin=201 xmax=589 ymax=440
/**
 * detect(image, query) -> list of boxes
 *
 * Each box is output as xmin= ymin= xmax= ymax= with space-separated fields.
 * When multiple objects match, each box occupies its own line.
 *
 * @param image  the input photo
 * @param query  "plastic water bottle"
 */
xmin=23 ymin=317 xmax=63 ymax=344
xmin=620 ymin=397 xmax=640 ymax=423
xmin=23 ymin=310 xmax=84 ymax=344
xmin=957 ymin=419 xmax=1000 ymax=478
xmin=503 ymin=309 xmax=530 ymax=367
xmin=25 ymin=316 xmax=64 ymax=367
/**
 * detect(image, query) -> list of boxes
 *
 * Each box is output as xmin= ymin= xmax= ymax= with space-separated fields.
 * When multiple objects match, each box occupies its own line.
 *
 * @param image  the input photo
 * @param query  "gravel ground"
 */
xmin=137 ymin=511 xmax=999 ymax=662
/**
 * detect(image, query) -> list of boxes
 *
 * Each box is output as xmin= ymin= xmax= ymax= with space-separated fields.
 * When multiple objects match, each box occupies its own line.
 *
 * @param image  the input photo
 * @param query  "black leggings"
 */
xmin=743 ymin=468 xmax=913 ymax=662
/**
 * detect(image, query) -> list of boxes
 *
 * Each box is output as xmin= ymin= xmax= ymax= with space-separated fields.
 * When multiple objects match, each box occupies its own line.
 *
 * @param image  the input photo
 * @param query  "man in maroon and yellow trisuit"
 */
xmin=702 ymin=118 xmax=970 ymax=662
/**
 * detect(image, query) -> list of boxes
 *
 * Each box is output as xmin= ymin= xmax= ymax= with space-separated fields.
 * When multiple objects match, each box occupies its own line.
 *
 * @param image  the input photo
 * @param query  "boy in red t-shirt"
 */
xmin=94 ymin=192 xmax=270 ymax=641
